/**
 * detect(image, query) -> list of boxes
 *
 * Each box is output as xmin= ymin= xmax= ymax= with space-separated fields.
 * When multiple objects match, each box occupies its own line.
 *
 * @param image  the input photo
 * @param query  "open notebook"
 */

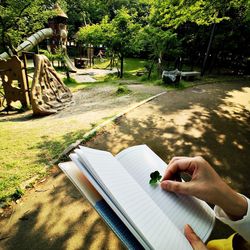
xmin=61 ymin=145 xmax=215 ymax=249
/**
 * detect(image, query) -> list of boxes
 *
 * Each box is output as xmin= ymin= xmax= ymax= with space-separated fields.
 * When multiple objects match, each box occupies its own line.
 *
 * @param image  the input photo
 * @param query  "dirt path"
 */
xmin=69 ymin=68 xmax=118 ymax=83
xmin=1 ymin=81 xmax=250 ymax=250
xmin=0 ymin=84 xmax=163 ymax=124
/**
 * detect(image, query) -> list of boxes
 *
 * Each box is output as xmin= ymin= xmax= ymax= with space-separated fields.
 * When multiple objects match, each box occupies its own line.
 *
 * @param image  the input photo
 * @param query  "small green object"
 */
xmin=149 ymin=171 xmax=162 ymax=185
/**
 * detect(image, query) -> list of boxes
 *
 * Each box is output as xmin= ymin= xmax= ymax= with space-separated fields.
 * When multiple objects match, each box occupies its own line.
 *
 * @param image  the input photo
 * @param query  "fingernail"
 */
xmin=161 ymin=181 xmax=168 ymax=189
xmin=185 ymin=224 xmax=193 ymax=233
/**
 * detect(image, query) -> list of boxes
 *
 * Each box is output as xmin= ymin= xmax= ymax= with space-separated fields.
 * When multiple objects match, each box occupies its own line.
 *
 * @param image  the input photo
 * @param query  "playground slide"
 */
xmin=64 ymin=54 xmax=77 ymax=73
xmin=0 ymin=28 xmax=77 ymax=73
xmin=0 ymin=28 xmax=53 ymax=60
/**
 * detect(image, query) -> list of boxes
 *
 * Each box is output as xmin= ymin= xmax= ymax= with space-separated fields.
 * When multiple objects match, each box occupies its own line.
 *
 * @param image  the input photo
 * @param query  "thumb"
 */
xmin=161 ymin=180 xmax=191 ymax=195
xmin=184 ymin=224 xmax=208 ymax=250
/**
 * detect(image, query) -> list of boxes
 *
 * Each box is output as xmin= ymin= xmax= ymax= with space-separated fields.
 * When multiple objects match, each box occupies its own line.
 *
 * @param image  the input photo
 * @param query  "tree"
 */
xmin=107 ymin=8 xmax=141 ymax=77
xmin=77 ymin=8 xmax=140 ymax=78
xmin=0 ymin=0 xmax=60 ymax=54
xmin=64 ymin=0 xmax=153 ymax=40
xmin=149 ymin=0 xmax=250 ymax=75
xmin=150 ymin=0 xmax=249 ymax=28
xmin=63 ymin=0 xmax=107 ymax=38
xmin=135 ymin=26 xmax=180 ymax=79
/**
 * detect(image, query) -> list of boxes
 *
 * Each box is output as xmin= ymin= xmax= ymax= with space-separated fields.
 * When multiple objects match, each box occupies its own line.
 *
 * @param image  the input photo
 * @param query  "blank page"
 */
xmin=116 ymin=145 xmax=215 ymax=241
xmin=75 ymin=146 xmax=193 ymax=250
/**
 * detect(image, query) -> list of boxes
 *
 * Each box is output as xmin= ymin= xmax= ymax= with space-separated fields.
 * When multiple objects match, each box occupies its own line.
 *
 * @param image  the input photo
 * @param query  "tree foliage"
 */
xmin=135 ymin=26 xmax=180 ymax=78
xmin=150 ymin=0 xmax=249 ymax=28
xmin=136 ymin=26 xmax=179 ymax=60
xmin=77 ymin=8 xmax=140 ymax=77
xmin=0 ymin=0 xmax=61 ymax=52
xmin=1 ymin=0 xmax=250 ymax=75
xmin=64 ymin=0 xmax=152 ymax=38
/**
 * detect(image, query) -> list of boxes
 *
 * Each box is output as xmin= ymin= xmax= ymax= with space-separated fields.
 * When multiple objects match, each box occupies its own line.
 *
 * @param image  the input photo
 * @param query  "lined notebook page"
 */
xmin=116 ymin=145 xmax=215 ymax=241
xmin=75 ymin=146 xmax=193 ymax=250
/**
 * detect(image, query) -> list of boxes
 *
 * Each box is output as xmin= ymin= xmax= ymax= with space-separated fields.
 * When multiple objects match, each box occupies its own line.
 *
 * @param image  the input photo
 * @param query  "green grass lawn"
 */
xmin=94 ymin=57 xmax=146 ymax=72
xmin=0 ymin=116 xmax=89 ymax=202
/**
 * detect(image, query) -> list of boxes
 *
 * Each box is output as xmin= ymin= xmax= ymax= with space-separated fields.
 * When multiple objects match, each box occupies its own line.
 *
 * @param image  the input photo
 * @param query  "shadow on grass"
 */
xmin=33 ymin=129 xmax=88 ymax=164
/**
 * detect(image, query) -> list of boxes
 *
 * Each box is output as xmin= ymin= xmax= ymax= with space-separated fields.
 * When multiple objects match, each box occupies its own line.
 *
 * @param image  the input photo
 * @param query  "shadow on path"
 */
xmin=85 ymin=82 xmax=250 ymax=239
xmin=0 ymin=171 xmax=125 ymax=250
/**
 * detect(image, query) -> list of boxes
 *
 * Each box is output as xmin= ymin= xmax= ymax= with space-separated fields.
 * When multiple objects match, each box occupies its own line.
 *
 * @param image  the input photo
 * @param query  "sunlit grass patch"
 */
xmin=115 ymin=85 xmax=132 ymax=96
xmin=0 ymin=118 xmax=89 ymax=202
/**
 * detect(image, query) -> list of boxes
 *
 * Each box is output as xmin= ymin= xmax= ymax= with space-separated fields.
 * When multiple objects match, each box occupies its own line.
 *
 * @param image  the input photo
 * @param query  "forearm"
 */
xmin=214 ymin=183 xmax=248 ymax=221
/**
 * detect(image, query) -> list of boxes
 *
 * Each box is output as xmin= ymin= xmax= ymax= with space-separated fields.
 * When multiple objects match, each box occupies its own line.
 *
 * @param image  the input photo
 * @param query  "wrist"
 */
xmin=216 ymin=185 xmax=248 ymax=221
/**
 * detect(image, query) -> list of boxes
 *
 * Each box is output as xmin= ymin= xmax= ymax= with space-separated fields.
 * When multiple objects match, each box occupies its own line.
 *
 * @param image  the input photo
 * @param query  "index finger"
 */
xmin=162 ymin=157 xmax=194 ymax=182
xmin=168 ymin=156 xmax=190 ymax=166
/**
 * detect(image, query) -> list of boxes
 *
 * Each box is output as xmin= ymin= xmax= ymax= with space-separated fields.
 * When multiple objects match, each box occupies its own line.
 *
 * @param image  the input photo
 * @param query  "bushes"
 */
xmin=39 ymin=49 xmax=66 ymax=67
xmin=115 ymin=86 xmax=132 ymax=95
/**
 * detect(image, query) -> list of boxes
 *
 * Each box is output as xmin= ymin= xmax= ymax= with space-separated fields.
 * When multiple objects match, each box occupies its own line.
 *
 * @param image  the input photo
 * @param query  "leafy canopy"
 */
xmin=0 ymin=0 xmax=60 ymax=50
xmin=135 ymin=25 xmax=180 ymax=59
xmin=77 ymin=8 xmax=140 ymax=56
xmin=149 ymin=0 xmax=250 ymax=28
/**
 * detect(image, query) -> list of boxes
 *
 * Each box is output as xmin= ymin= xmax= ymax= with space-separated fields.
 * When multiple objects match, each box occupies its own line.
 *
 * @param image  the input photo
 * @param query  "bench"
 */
xmin=162 ymin=70 xmax=200 ymax=85
xmin=180 ymin=71 xmax=200 ymax=81
xmin=74 ymin=58 xmax=89 ymax=68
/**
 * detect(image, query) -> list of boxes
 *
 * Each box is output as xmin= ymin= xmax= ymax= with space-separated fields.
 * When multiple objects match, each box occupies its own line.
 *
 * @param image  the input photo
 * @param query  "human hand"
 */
xmin=161 ymin=156 xmax=247 ymax=220
xmin=184 ymin=224 xmax=208 ymax=250
xmin=161 ymin=156 xmax=224 ymax=204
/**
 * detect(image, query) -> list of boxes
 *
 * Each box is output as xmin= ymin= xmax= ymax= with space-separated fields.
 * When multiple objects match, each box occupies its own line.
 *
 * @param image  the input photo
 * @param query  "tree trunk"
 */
xmin=147 ymin=61 xmax=155 ymax=80
xmin=0 ymin=18 xmax=10 ymax=56
xmin=106 ymin=53 xmax=115 ymax=70
xmin=115 ymin=58 xmax=120 ymax=77
xmin=201 ymin=23 xmax=216 ymax=76
xmin=157 ymin=53 xmax=163 ymax=78
xmin=120 ymin=54 xmax=124 ymax=78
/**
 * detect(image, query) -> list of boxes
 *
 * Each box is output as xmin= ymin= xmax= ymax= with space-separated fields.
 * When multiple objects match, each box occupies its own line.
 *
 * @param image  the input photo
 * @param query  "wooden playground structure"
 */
xmin=0 ymin=53 xmax=73 ymax=116
xmin=0 ymin=4 xmax=74 ymax=116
